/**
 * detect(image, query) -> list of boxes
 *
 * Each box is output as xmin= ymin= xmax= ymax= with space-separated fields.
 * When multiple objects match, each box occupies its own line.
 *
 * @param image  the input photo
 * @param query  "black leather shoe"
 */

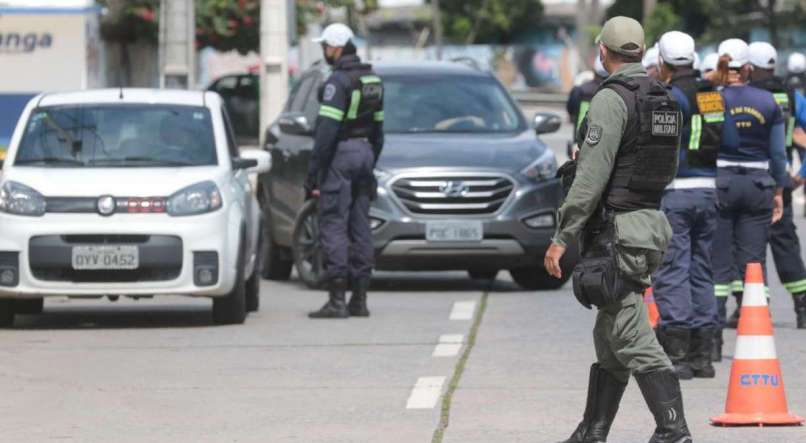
xmin=558 ymin=364 xmax=627 ymax=443
xmin=659 ymin=327 xmax=694 ymax=380
xmin=348 ymin=277 xmax=371 ymax=317
xmin=634 ymin=369 xmax=692 ymax=443
xmin=689 ymin=328 xmax=716 ymax=378
xmin=309 ymin=278 xmax=349 ymax=319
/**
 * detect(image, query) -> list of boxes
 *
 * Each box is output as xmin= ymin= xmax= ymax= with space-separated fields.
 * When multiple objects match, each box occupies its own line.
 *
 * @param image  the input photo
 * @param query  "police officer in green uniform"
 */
xmin=545 ymin=17 xmax=692 ymax=443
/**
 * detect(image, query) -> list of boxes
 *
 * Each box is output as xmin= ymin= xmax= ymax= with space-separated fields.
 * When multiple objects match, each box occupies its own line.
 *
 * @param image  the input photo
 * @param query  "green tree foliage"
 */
xmin=196 ymin=0 xmax=260 ymax=54
xmin=438 ymin=0 xmax=544 ymax=44
xmin=98 ymin=0 xmax=159 ymax=43
xmin=644 ymin=3 xmax=681 ymax=45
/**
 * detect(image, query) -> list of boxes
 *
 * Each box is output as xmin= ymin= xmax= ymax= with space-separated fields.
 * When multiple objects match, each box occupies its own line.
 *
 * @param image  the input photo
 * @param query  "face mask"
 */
xmin=599 ymin=49 xmax=609 ymax=75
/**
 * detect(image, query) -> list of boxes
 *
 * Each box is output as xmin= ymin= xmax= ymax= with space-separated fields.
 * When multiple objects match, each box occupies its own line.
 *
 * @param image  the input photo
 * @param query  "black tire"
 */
xmin=15 ymin=298 xmax=44 ymax=315
xmin=213 ymin=238 xmax=247 ymax=325
xmin=468 ymin=269 xmax=498 ymax=281
xmin=246 ymin=225 xmax=262 ymax=313
xmin=0 ymin=299 xmax=14 ymax=327
xmin=261 ymin=211 xmax=293 ymax=281
xmin=292 ymin=200 xmax=324 ymax=289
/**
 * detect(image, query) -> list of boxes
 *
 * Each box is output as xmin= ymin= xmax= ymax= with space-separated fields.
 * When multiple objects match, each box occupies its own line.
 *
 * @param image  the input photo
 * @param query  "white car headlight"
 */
xmin=521 ymin=149 xmax=558 ymax=182
xmin=0 ymin=181 xmax=46 ymax=216
xmin=167 ymin=181 xmax=222 ymax=216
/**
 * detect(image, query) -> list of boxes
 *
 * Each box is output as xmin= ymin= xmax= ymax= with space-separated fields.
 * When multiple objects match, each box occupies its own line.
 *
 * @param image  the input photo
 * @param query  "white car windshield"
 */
xmin=15 ymin=104 xmax=217 ymax=167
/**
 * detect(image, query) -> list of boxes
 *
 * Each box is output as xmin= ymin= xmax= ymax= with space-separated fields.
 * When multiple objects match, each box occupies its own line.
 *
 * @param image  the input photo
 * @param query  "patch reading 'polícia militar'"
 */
xmin=651 ymin=111 xmax=680 ymax=137
xmin=585 ymin=125 xmax=603 ymax=146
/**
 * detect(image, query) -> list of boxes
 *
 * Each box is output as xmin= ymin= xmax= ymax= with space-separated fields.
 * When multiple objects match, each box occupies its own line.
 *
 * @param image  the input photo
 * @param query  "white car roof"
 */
xmin=36 ymin=89 xmax=213 ymax=108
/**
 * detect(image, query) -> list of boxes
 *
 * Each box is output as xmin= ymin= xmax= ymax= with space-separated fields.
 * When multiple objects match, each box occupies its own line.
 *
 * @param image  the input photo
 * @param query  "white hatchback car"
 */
xmin=0 ymin=89 xmax=271 ymax=326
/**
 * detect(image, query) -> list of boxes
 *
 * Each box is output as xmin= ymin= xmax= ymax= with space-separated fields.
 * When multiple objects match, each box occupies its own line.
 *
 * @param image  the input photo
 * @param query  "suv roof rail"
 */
xmin=450 ymin=57 xmax=483 ymax=71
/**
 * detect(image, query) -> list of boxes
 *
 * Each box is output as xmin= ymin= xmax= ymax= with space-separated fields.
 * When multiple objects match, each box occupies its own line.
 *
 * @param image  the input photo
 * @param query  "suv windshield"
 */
xmin=383 ymin=75 xmax=524 ymax=134
xmin=15 ymin=105 xmax=217 ymax=167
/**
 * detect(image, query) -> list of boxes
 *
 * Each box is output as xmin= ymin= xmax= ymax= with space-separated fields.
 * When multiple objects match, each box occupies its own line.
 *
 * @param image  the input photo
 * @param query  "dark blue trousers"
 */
xmin=713 ymin=167 xmax=776 ymax=327
xmin=770 ymin=188 xmax=806 ymax=295
xmin=318 ymin=139 xmax=375 ymax=283
xmin=653 ymin=188 xmax=718 ymax=329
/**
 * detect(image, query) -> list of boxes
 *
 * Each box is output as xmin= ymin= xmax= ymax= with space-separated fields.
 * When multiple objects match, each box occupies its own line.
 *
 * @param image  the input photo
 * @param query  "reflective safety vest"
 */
xmin=752 ymin=76 xmax=796 ymax=149
xmin=671 ymin=72 xmax=723 ymax=169
xmin=341 ymin=68 xmax=384 ymax=139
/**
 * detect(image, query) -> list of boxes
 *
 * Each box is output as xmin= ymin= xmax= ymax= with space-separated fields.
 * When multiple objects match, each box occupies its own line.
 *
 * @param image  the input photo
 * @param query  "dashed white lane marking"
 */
xmin=406 ymin=376 xmax=446 ymax=409
xmin=450 ymin=301 xmax=476 ymax=320
xmin=433 ymin=334 xmax=464 ymax=357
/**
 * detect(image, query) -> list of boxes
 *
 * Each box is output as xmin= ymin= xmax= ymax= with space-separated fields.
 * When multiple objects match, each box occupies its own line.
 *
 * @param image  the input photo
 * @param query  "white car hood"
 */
xmin=3 ymin=166 xmax=226 ymax=197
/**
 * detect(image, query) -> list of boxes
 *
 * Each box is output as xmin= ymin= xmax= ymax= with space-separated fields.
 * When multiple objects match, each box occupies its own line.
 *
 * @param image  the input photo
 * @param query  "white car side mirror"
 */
xmin=239 ymin=149 xmax=272 ymax=174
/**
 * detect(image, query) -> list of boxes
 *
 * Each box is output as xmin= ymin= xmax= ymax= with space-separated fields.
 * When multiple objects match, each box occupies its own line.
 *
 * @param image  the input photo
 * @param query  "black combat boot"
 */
xmin=794 ymin=292 xmax=806 ymax=329
xmin=308 ymin=278 xmax=349 ymax=319
xmin=348 ymin=277 xmax=371 ymax=317
xmin=726 ymin=292 xmax=742 ymax=329
xmin=634 ymin=370 xmax=692 ymax=443
xmin=558 ymin=364 xmax=627 ymax=443
xmin=711 ymin=328 xmax=722 ymax=362
xmin=660 ymin=328 xmax=694 ymax=380
xmin=688 ymin=328 xmax=716 ymax=378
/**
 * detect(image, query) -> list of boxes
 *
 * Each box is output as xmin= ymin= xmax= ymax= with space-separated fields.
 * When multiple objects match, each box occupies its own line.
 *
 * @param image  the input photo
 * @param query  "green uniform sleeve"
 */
xmin=553 ymin=88 xmax=628 ymax=248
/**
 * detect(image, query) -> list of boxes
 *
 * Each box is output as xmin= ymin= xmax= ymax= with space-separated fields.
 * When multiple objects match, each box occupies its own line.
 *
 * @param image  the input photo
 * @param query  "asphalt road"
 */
xmin=2 ymin=106 xmax=805 ymax=443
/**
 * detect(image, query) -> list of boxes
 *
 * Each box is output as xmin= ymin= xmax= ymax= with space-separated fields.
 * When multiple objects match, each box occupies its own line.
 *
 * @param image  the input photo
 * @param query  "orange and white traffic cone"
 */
xmin=711 ymin=262 xmax=804 ymax=426
xmin=644 ymin=287 xmax=659 ymax=329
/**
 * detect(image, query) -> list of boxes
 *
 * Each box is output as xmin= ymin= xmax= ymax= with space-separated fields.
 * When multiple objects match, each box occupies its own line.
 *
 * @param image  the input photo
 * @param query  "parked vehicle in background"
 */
xmin=257 ymin=61 xmax=576 ymax=290
xmin=0 ymin=89 xmax=271 ymax=327
xmin=207 ymin=73 xmax=260 ymax=145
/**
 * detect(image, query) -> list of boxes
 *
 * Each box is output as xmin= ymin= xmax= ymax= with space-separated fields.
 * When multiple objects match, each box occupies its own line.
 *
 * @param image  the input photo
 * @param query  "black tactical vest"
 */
xmin=341 ymin=65 xmax=384 ymax=139
xmin=671 ymin=71 xmax=722 ymax=169
xmin=751 ymin=76 xmax=796 ymax=149
xmin=598 ymin=76 xmax=682 ymax=211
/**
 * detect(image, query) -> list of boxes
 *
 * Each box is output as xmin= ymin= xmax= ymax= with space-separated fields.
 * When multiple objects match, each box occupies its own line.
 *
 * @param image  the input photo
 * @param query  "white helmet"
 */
xmin=718 ymin=38 xmax=750 ymax=68
xmin=642 ymin=44 xmax=660 ymax=69
xmin=312 ymin=23 xmax=354 ymax=47
xmin=701 ymin=53 xmax=719 ymax=73
xmin=748 ymin=41 xmax=778 ymax=70
xmin=788 ymin=52 xmax=806 ymax=74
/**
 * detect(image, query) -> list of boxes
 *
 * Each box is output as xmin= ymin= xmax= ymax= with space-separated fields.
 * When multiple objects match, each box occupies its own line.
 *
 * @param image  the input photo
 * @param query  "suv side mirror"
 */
xmin=278 ymin=112 xmax=312 ymax=136
xmin=533 ymin=112 xmax=562 ymax=135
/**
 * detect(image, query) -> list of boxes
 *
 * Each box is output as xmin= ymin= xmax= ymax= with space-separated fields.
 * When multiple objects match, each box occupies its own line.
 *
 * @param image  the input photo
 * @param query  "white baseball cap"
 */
xmin=594 ymin=55 xmax=609 ymax=77
xmin=642 ymin=44 xmax=660 ymax=69
xmin=701 ymin=53 xmax=719 ymax=73
xmin=718 ymin=38 xmax=750 ymax=68
xmin=748 ymin=41 xmax=777 ymax=69
xmin=788 ymin=52 xmax=806 ymax=74
xmin=312 ymin=23 xmax=354 ymax=47
xmin=658 ymin=31 xmax=696 ymax=66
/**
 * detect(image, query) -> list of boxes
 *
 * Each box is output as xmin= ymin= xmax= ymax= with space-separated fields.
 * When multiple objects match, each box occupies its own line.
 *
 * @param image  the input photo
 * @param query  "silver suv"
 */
xmin=258 ymin=61 xmax=575 ymax=290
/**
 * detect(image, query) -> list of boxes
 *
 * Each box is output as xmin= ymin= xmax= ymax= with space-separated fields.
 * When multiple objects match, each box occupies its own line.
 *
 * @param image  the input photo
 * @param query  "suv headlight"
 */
xmin=167 ymin=181 xmax=222 ymax=216
xmin=0 ymin=181 xmax=46 ymax=216
xmin=521 ymin=149 xmax=558 ymax=182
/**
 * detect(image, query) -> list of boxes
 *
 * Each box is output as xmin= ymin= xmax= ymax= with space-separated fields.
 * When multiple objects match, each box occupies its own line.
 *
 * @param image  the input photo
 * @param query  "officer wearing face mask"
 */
xmin=306 ymin=23 xmax=385 ymax=319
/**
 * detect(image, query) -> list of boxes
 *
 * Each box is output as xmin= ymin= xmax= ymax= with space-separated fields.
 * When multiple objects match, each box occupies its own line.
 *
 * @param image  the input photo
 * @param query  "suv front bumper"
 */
xmin=370 ymin=176 xmax=563 ymax=271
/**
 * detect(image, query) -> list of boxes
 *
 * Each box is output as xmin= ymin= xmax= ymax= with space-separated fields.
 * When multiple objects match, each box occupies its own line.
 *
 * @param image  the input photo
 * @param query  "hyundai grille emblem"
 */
xmin=440 ymin=181 xmax=469 ymax=198
xmin=97 ymin=195 xmax=116 ymax=216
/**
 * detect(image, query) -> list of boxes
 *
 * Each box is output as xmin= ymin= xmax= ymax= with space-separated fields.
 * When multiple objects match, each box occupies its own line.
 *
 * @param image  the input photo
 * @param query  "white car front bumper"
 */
xmin=0 ymin=210 xmax=240 ymax=298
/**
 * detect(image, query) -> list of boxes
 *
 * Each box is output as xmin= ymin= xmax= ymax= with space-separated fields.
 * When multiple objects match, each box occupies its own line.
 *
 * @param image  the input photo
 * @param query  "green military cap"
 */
xmin=596 ymin=16 xmax=645 ymax=56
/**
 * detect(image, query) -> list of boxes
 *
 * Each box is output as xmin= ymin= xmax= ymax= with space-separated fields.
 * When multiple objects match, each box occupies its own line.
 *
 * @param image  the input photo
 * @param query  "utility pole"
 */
xmin=158 ymin=0 xmax=195 ymax=89
xmin=260 ymin=0 xmax=290 ymax=145
xmin=575 ymin=0 xmax=587 ymax=68
xmin=643 ymin=0 xmax=657 ymax=23
xmin=432 ymin=0 xmax=443 ymax=60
